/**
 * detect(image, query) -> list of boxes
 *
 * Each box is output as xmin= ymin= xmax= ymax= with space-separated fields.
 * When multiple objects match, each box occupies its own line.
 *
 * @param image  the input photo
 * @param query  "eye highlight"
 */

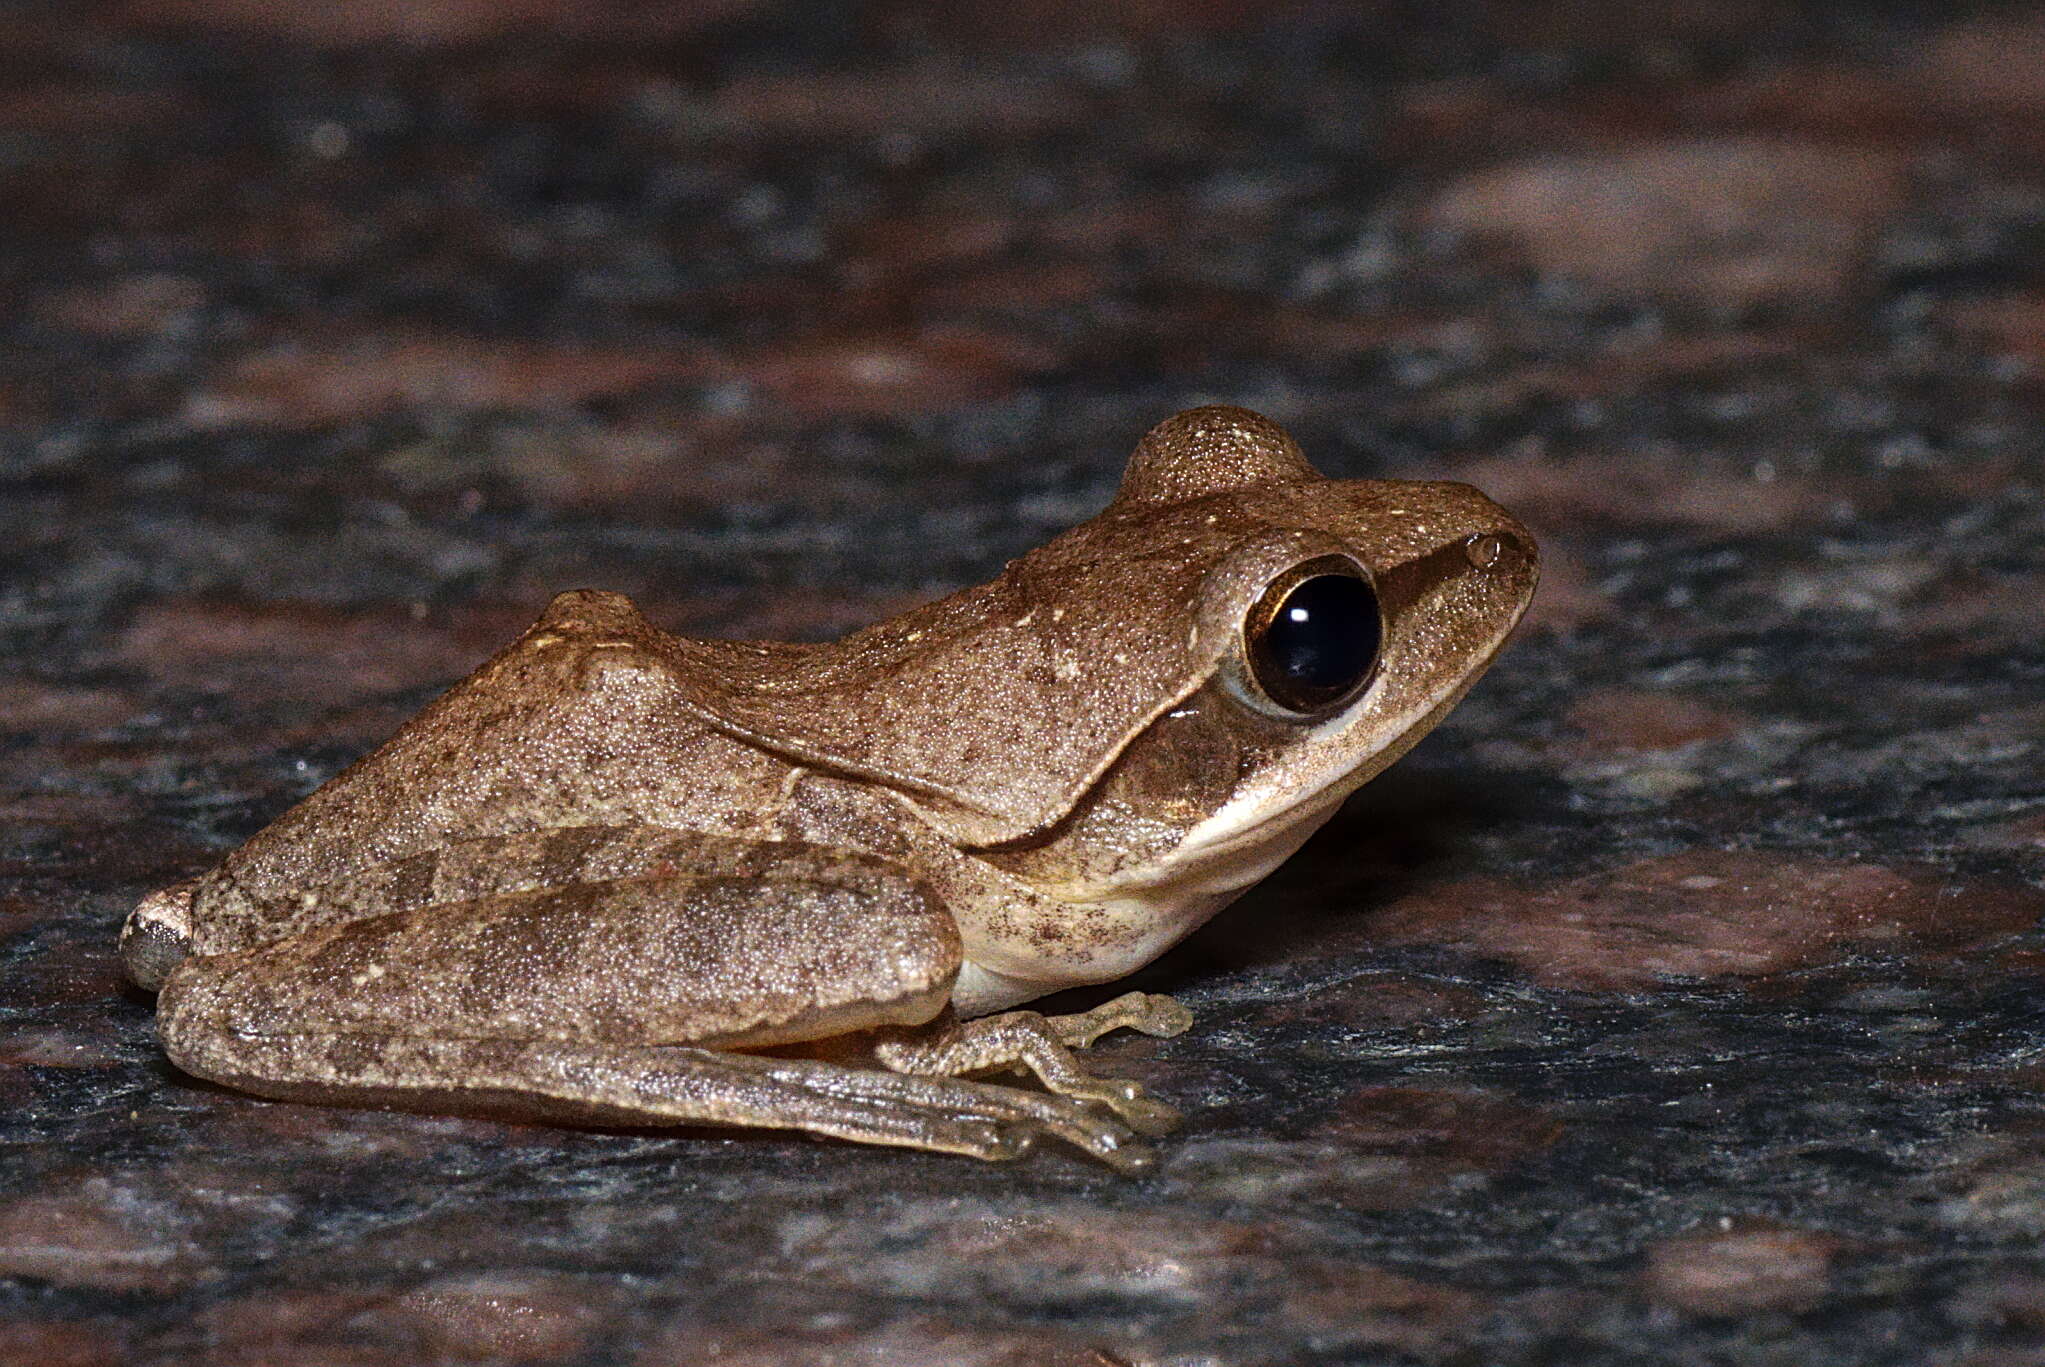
xmin=1241 ymin=556 xmax=1383 ymax=716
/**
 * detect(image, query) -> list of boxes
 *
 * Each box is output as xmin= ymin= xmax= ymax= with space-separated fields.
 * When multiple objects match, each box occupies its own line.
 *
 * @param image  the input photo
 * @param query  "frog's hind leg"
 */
xmin=159 ymin=1024 xmax=1092 ymax=1166
xmin=153 ymin=864 xmax=1159 ymax=1170
xmin=872 ymin=992 xmax=1192 ymax=1137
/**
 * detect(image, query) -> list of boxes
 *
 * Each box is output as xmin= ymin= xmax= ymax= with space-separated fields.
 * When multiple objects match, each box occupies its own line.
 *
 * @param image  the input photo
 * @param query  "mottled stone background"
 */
xmin=2 ymin=1 xmax=2043 ymax=1362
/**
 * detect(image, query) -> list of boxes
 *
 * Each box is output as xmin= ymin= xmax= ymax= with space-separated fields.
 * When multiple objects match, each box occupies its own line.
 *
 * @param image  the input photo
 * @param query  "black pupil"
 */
xmin=1250 ymin=572 xmax=1381 ymax=713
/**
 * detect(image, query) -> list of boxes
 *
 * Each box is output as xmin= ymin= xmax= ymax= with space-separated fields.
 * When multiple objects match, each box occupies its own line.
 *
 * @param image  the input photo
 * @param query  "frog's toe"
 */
xmin=999 ymin=1092 xmax=1154 ymax=1170
xmin=1047 ymin=990 xmax=1194 ymax=1046
xmin=1114 ymin=1091 xmax=1182 ymax=1137
xmin=1056 ymin=1075 xmax=1182 ymax=1136
xmin=1101 ymin=991 xmax=1193 ymax=1039
xmin=1089 ymin=1130 xmax=1159 ymax=1175
xmin=1069 ymin=1075 xmax=1143 ymax=1105
xmin=959 ymin=1119 xmax=1036 ymax=1162
xmin=1026 ymin=1103 xmax=1151 ymax=1171
xmin=1136 ymin=994 xmax=1195 ymax=1038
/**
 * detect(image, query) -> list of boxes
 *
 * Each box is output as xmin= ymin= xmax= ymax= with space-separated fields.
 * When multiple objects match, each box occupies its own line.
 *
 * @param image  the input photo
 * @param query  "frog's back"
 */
xmin=127 ymin=591 xmax=809 ymax=972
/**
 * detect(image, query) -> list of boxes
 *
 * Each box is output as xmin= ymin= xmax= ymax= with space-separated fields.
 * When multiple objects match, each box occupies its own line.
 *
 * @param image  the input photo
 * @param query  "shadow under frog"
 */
xmin=119 ymin=406 xmax=1538 ymax=1172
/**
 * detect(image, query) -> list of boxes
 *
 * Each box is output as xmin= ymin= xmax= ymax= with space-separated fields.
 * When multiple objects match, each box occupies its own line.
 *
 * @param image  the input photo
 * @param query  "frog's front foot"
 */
xmin=872 ymin=992 xmax=1191 ymax=1141
xmin=1044 ymin=990 xmax=1194 ymax=1046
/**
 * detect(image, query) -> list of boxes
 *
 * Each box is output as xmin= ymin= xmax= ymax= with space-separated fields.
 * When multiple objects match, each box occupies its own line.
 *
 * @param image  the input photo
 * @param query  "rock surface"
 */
xmin=1 ymin=2 xmax=2041 ymax=1362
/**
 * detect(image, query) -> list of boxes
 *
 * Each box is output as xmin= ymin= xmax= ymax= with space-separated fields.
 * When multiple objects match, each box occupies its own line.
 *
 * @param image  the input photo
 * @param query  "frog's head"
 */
xmin=690 ymin=407 xmax=1535 ymax=953
xmin=958 ymin=407 xmax=1537 ymax=973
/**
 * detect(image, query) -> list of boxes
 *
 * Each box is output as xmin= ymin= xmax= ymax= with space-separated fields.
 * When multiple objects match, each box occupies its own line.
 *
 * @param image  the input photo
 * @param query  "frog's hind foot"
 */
xmin=768 ymin=1056 xmax=1157 ymax=1171
xmin=872 ymin=992 xmax=1189 ymax=1139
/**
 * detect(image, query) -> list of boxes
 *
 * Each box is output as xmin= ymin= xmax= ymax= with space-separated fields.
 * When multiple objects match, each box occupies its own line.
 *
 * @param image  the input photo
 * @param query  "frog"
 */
xmin=120 ymin=406 xmax=1537 ymax=1172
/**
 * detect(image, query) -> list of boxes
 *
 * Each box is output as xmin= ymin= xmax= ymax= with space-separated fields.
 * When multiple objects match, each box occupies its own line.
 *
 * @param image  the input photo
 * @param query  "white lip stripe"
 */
xmin=1110 ymin=687 xmax=1407 ymax=894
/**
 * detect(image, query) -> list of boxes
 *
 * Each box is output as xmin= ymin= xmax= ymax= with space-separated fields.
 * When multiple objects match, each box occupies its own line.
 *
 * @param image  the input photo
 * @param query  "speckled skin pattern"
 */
xmin=3 ymin=1 xmax=2045 ymax=1362
xmin=122 ymin=406 xmax=1535 ymax=1171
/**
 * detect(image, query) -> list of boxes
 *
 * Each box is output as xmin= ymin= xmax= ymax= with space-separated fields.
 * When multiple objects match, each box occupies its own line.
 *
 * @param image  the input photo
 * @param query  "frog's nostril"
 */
xmin=1463 ymin=532 xmax=1504 ymax=570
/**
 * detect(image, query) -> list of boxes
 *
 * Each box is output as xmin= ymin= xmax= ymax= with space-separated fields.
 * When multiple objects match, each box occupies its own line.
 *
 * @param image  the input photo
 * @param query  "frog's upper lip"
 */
xmin=1098 ymin=778 xmax=1354 ymax=900
xmin=1178 ymin=781 xmax=1349 ymax=861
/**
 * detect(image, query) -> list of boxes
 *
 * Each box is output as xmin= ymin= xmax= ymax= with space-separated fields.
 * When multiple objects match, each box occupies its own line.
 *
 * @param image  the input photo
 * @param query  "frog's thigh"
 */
xmin=156 ymin=867 xmax=1155 ymax=1168
xmin=161 ymin=861 xmax=963 ymax=1057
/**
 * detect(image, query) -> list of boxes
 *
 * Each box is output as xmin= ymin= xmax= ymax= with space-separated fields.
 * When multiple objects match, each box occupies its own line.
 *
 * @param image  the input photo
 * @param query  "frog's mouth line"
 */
xmin=1162 ymin=701 xmax=1408 ymax=870
xmin=1146 ymin=599 xmax=1532 ymax=890
xmin=1177 ymin=771 xmax=1356 ymax=863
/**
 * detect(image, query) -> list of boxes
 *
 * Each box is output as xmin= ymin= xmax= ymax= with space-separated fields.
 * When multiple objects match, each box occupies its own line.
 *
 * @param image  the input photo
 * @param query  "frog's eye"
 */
xmin=1240 ymin=557 xmax=1383 ymax=717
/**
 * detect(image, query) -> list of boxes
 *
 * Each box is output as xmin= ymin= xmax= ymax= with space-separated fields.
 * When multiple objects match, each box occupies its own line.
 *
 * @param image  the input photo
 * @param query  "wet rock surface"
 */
xmin=1 ymin=1 xmax=2041 ymax=1362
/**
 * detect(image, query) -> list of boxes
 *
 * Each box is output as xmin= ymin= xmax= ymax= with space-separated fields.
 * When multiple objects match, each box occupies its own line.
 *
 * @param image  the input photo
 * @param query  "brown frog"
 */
xmin=121 ymin=406 xmax=1537 ymax=1171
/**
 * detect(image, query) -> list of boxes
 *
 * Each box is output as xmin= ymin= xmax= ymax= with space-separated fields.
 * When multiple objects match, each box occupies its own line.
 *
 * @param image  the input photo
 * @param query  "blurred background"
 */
xmin=2 ymin=2 xmax=2043 ymax=1363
